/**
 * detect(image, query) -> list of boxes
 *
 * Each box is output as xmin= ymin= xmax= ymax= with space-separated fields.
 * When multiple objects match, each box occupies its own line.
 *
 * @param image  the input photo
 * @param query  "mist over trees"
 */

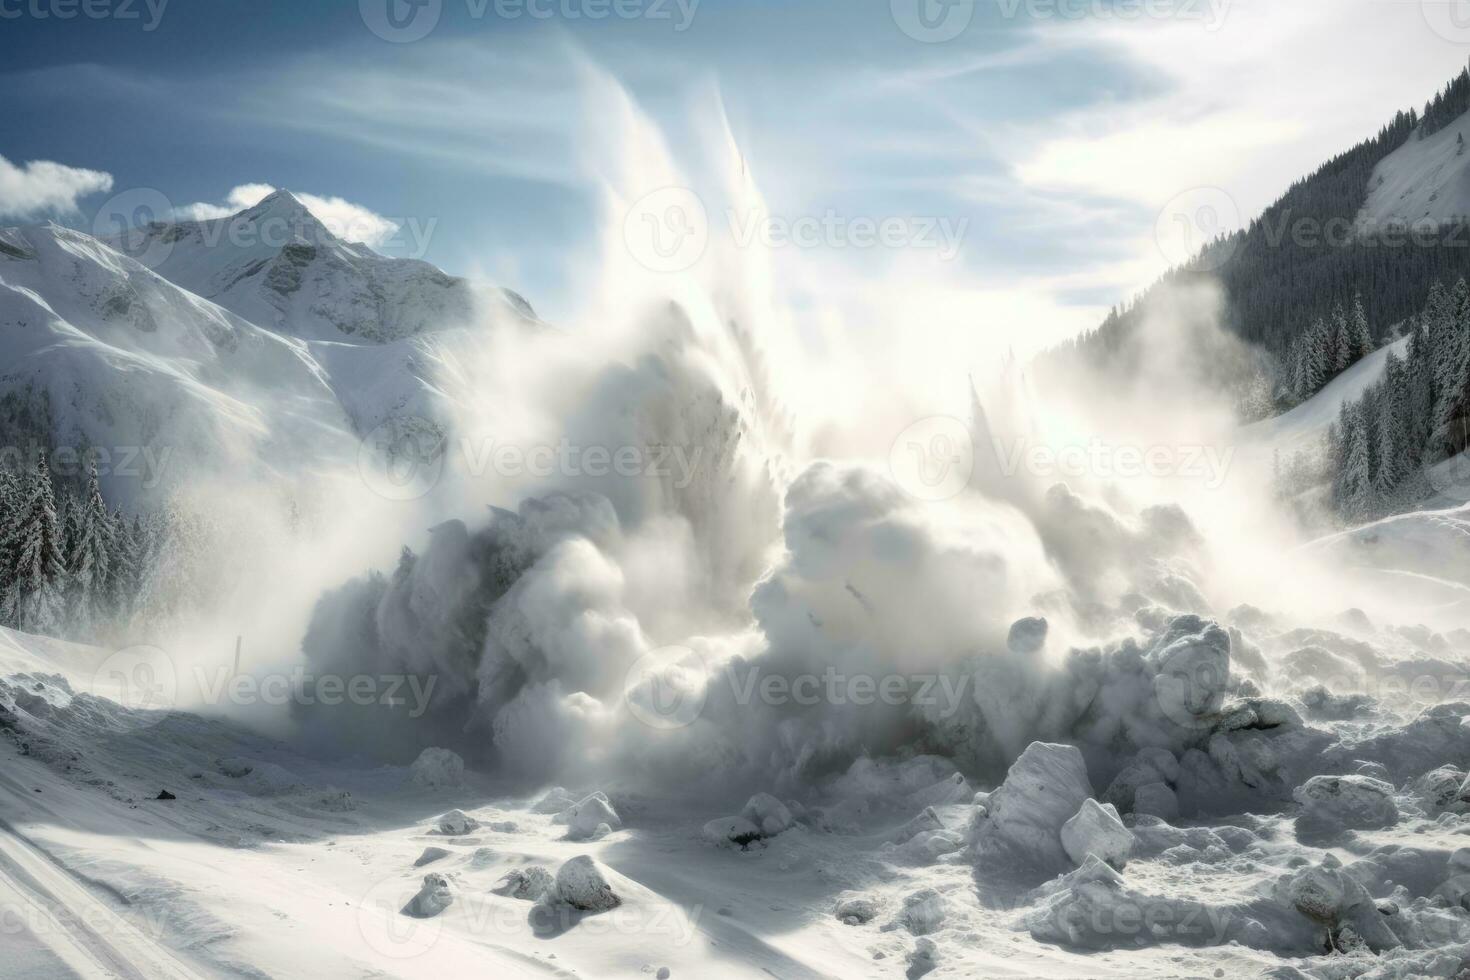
xmin=0 ymin=454 xmax=221 ymax=642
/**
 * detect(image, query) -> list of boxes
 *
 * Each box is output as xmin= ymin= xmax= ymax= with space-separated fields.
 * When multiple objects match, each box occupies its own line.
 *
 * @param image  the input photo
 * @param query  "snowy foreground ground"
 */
xmin=9 ymin=568 xmax=1470 ymax=978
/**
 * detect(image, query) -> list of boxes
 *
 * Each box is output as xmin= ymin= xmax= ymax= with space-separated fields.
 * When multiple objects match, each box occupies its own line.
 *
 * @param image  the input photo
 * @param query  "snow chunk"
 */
xmin=409 ymin=747 xmax=464 ymax=789
xmin=1293 ymin=775 xmax=1399 ymax=834
xmin=492 ymin=866 xmax=554 ymax=901
xmin=888 ymin=806 xmax=945 ymax=844
xmin=972 ymin=741 xmax=1093 ymax=872
xmin=1007 ymin=616 xmax=1048 ymax=655
xmin=414 ymin=846 xmax=451 ymax=867
xmin=834 ymin=892 xmax=881 ymax=925
xmin=436 ymin=809 xmax=479 ymax=835
xmin=741 ymin=793 xmax=795 ymax=836
xmin=1061 ymin=799 xmax=1134 ymax=870
xmin=554 ymin=856 xmax=621 ymax=912
xmin=1151 ymin=622 xmax=1231 ymax=724
xmin=402 ymin=873 xmax=453 ymax=918
xmin=890 ymin=888 xmax=947 ymax=935
xmin=561 ymin=793 xmax=621 ymax=840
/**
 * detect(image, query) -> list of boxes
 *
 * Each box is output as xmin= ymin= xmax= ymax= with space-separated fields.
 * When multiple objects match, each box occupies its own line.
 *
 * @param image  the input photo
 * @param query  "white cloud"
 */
xmin=177 ymin=183 xmax=400 ymax=246
xmin=0 ymin=155 xmax=114 ymax=219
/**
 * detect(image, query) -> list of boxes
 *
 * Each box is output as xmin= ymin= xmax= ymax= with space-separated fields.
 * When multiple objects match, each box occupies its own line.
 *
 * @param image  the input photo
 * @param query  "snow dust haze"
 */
xmin=137 ymin=54 xmax=1469 ymax=808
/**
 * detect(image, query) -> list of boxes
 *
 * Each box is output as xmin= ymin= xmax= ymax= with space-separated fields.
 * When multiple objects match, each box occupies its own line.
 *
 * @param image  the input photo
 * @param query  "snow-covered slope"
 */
xmin=1242 ymin=335 xmax=1409 ymax=455
xmin=0 ymin=223 xmax=351 ymax=501
xmin=1358 ymin=110 xmax=1470 ymax=230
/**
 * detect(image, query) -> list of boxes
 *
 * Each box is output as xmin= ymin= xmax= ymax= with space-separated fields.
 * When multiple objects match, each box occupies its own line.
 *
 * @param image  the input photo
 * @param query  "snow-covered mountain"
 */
xmin=0 ymin=192 xmax=535 ymax=505
xmin=111 ymin=190 xmax=533 ymax=344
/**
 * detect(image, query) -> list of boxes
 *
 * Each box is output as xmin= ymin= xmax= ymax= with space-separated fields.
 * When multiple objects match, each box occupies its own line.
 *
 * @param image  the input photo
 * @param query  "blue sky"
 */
xmin=3 ymin=0 xmax=1469 ymax=336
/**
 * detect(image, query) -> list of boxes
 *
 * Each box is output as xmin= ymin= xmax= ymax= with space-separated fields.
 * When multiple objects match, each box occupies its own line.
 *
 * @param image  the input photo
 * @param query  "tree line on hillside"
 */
xmin=1307 ymin=278 xmax=1470 ymax=519
xmin=1045 ymin=65 xmax=1470 ymax=409
xmin=0 ymin=453 xmax=212 ymax=640
xmin=1281 ymin=293 xmax=1375 ymax=404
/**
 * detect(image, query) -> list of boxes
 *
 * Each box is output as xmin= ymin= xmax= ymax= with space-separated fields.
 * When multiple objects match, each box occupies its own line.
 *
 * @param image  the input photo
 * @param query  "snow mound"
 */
xmin=492 ymin=866 xmax=554 ymax=901
xmin=741 ymin=793 xmax=795 ymax=836
xmin=413 ymin=846 xmax=450 ymax=867
xmin=1293 ymin=775 xmax=1400 ymax=835
xmin=435 ymin=809 xmax=479 ymax=836
xmin=409 ymin=747 xmax=464 ymax=789
xmin=971 ymin=741 xmax=1093 ymax=873
xmin=834 ymin=892 xmax=881 ymax=925
xmin=560 ymin=792 xmax=621 ymax=840
xmin=888 ymin=887 xmax=947 ymax=936
xmin=553 ymin=856 xmax=621 ymax=913
xmin=533 ymin=786 xmax=577 ymax=813
xmin=402 ymin=872 xmax=454 ymax=918
xmin=1060 ymin=798 xmax=1134 ymax=870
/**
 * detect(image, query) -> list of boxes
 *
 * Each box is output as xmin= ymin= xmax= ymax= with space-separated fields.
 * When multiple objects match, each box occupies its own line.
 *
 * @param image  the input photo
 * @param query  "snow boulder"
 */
xmin=554 ymin=856 xmax=621 ymax=912
xmin=972 ymin=741 xmax=1093 ymax=873
xmin=492 ymin=866 xmax=554 ymax=901
xmin=414 ymin=846 xmax=451 ymax=867
xmin=560 ymin=793 xmax=621 ymax=840
xmin=1293 ymin=775 xmax=1399 ymax=835
xmin=1151 ymin=622 xmax=1231 ymax=726
xmin=834 ymin=892 xmax=881 ymax=925
xmin=741 ymin=793 xmax=795 ymax=836
xmin=890 ymin=888 xmax=947 ymax=936
xmin=888 ymin=806 xmax=945 ymax=844
xmin=702 ymin=816 xmax=764 ymax=850
xmin=435 ymin=809 xmax=479 ymax=835
xmin=402 ymin=872 xmax=454 ymax=918
xmin=1007 ymin=616 xmax=1048 ymax=655
xmin=409 ymin=747 xmax=465 ymax=789
xmin=1061 ymin=799 xmax=1134 ymax=870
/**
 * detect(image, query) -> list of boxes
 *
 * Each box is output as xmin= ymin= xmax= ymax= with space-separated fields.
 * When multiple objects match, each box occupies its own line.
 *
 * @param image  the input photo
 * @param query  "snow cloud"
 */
xmin=178 ymin=183 xmax=400 ymax=246
xmin=0 ymin=155 xmax=114 ymax=219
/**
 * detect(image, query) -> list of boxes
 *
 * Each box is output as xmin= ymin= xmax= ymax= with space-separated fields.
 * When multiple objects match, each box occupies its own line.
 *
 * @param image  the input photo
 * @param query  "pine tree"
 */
xmin=1329 ymin=302 xmax=1352 ymax=374
xmin=1302 ymin=318 xmax=1329 ymax=396
xmin=1349 ymin=292 xmax=1374 ymax=360
xmin=67 ymin=464 xmax=114 ymax=636
xmin=3 ymin=454 xmax=69 ymax=635
xmin=1340 ymin=400 xmax=1376 ymax=517
xmin=1376 ymin=351 xmax=1412 ymax=496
